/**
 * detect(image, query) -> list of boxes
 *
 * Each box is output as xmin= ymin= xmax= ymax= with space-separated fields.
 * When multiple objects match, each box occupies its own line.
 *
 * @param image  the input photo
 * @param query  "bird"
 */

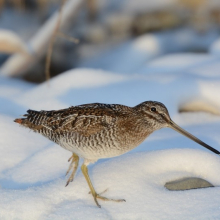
xmin=14 ymin=101 xmax=220 ymax=207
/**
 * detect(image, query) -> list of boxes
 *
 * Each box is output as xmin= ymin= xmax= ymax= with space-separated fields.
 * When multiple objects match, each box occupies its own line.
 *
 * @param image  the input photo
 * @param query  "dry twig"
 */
xmin=57 ymin=32 xmax=79 ymax=44
xmin=45 ymin=0 xmax=66 ymax=82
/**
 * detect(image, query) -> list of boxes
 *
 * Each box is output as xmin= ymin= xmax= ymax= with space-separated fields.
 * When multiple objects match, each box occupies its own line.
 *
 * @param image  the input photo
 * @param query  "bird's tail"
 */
xmin=14 ymin=110 xmax=44 ymax=131
xmin=14 ymin=118 xmax=25 ymax=124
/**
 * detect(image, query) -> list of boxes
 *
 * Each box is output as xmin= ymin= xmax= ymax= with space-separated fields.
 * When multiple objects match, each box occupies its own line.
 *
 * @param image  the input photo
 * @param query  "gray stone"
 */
xmin=165 ymin=177 xmax=214 ymax=191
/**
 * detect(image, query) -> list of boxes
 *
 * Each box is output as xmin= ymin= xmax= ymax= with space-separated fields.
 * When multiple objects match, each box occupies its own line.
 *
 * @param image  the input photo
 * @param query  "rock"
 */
xmin=165 ymin=177 xmax=214 ymax=191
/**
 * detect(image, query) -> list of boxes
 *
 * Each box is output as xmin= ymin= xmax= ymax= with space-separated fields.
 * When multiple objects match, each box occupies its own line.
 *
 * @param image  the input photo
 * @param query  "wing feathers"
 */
xmin=14 ymin=104 xmax=125 ymax=137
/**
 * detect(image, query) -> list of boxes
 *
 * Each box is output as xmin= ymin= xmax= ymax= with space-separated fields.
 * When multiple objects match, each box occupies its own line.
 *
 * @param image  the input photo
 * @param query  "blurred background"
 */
xmin=1 ymin=2 xmax=220 ymax=218
xmin=0 ymin=0 xmax=220 ymax=83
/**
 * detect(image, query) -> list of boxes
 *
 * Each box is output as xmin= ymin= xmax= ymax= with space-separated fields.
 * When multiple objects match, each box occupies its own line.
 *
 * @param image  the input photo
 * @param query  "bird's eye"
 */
xmin=151 ymin=107 xmax=156 ymax=112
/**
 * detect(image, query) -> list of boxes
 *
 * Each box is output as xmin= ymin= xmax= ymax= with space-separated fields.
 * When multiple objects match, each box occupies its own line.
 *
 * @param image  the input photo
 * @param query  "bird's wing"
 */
xmin=44 ymin=104 xmax=120 ymax=137
xmin=54 ymin=113 xmax=115 ymax=136
xmin=17 ymin=103 xmax=131 ymax=137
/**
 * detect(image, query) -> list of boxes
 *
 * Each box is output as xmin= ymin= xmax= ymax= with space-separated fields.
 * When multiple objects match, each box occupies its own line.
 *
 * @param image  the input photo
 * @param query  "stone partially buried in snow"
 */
xmin=165 ymin=177 xmax=214 ymax=191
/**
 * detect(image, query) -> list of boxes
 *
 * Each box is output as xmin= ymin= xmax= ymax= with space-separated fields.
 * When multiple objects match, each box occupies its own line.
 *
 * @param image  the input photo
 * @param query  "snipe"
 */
xmin=14 ymin=101 xmax=220 ymax=207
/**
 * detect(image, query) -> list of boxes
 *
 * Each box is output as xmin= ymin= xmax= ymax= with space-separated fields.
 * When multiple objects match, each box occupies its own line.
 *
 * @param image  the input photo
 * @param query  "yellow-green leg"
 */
xmin=81 ymin=163 xmax=125 ymax=208
xmin=65 ymin=153 xmax=79 ymax=187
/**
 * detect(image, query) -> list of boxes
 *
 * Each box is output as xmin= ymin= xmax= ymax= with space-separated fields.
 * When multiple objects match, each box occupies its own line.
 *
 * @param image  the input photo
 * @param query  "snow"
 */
xmin=1 ymin=31 xmax=220 ymax=219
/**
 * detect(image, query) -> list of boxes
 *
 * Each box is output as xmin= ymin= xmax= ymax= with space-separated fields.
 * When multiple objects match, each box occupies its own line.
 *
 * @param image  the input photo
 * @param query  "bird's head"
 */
xmin=135 ymin=101 xmax=171 ymax=130
xmin=135 ymin=101 xmax=220 ymax=155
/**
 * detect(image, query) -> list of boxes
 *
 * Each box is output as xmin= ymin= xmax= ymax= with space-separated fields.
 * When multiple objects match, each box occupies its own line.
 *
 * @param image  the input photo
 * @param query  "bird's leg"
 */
xmin=81 ymin=163 xmax=125 ymax=208
xmin=65 ymin=153 xmax=79 ymax=187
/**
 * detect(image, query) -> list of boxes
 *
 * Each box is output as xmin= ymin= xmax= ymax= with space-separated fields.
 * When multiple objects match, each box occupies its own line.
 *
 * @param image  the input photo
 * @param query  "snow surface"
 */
xmin=1 ymin=31 xmax=220 ymax=219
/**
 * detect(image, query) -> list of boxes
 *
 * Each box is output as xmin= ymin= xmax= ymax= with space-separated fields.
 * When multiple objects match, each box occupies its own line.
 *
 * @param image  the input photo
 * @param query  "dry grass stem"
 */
xmin=57 ymin=31 xmax=79 ymax=44
xmin=45 ymin=0 xmax=66 ymax=83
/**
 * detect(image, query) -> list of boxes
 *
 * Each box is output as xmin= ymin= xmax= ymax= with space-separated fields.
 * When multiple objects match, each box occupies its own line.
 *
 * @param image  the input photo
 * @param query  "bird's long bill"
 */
xmin=169 ymin=120 xmax=220 ymax=155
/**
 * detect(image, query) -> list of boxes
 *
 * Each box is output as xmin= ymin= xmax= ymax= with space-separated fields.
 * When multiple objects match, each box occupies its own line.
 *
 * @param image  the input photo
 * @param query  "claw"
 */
xmin=96 ymin=194 xmax=126 ymax=202
xmin=93 ymin=192 xmax=126 ymax=208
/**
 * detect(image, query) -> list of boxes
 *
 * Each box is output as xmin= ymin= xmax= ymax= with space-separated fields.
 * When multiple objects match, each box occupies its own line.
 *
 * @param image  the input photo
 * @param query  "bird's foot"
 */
xmin=91 ymin=190 xmax=126 ymax=208
xmin=81 ymin=163 xmax=125 ymax=208
xmin=65 ymin=153 xmax=79 ymax=187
